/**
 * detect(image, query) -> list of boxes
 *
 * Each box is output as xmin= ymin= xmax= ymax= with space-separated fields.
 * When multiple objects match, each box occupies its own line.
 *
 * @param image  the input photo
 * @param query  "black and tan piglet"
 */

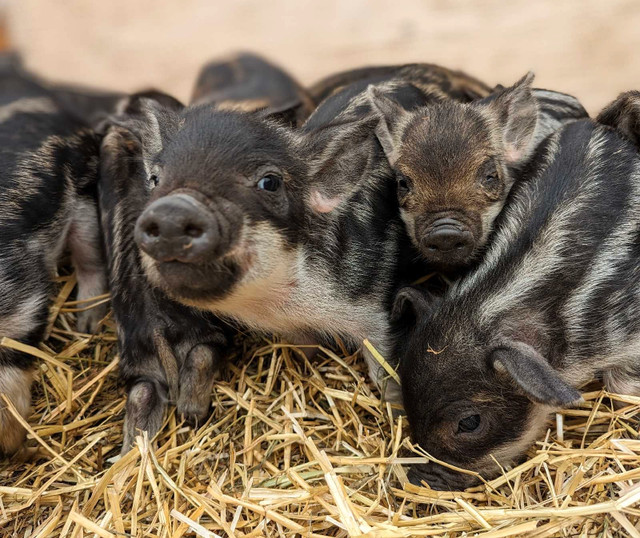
xmin=394 ymin=90 xmax=640 ymax=490
xmin=0 ymin=66 xmax=107 ymax=455
xmin=99 ymin=52 xmax=321 ymax=451
xmin=367 ymin=74 xmax=587 ymax=270
xmin=100 ymin=91 xmax=412 ymax=452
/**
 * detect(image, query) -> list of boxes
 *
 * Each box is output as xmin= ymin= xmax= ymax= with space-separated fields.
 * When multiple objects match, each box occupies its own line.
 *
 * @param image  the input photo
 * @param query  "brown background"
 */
xmin=6 ymin=0 xmax=640 ymax=114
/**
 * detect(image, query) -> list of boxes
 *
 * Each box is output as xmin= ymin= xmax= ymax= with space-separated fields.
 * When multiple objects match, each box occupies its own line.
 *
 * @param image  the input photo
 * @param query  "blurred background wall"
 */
xmin=5 ymin=0 xmax=640 ymax=114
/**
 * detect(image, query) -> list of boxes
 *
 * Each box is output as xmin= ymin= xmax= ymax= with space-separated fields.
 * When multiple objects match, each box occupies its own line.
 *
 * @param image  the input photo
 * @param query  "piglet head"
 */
xmin=101 ymin=92 xmax=307 ymax=307
xmin=368 ymin=74 xmax=539 ymax=270
xmin=393 ymin=287 xmax=582 ymax=490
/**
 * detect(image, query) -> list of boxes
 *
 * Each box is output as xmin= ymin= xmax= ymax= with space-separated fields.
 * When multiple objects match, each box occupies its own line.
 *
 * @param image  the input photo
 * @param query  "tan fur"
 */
xmin=215 ymin=99 xmax=271 ymax=112
xmin=476 ymin=404 xmax=551 ymax=473
xmin=0 ymin=366 xmax=34 ymax=455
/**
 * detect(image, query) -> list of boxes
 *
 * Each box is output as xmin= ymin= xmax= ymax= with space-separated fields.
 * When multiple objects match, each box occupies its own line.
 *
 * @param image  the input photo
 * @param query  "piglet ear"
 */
xmin=597 ymin=91 xmax=640 ymax=147
xmin=391 ymin=287 xmax=441 ymax=327
xmin=99 ymin=90 xmax=184 ymax=138
xmin=257 ymin=98 xmax=308 ymax=128
xmin=485 ymin=72 xmax=539 ymax=166
xmin=490 ymin=343 xmax=582 ymax=406
xmin=367 ymin=85 xmax=409 ymax=166
xmin=99 ymin=91 xmax=184 ymax=177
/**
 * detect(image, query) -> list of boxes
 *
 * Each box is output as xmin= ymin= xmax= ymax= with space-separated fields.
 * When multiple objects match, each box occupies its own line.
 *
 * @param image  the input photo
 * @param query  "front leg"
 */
xmin=176 ymin=343 xmax=222 ymax=425
xmin=68 ymin=197 xmax=108 ymax=333
xmin=116 ymin=314 xmax=171 ymax=453
xmin=167 ymin=309 xmax=228 ymax=426
xmin=122 ymin=375 xmax=168 ymax=453
xmin=115 ymin=296 xmax=228 ymax=453
xmin=362 ymin=344 xmax=402 ymax=404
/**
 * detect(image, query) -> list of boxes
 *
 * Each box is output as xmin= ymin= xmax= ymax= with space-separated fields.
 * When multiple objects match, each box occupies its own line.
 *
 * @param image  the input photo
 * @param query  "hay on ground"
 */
xmin=1 ymin=273 xmax=640 ymax=537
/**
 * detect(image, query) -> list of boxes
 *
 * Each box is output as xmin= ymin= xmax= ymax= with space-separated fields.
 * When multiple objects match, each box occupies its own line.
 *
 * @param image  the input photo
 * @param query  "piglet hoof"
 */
xmin=121 ymin=380 xmax=166 ymax=454
xmin=0 ymin=367 xmax=33 ymax=457
xmin=177 ymin=344 xmax=219 ymax=427
xmin=75 ymin=303 xmax=108 ymax=334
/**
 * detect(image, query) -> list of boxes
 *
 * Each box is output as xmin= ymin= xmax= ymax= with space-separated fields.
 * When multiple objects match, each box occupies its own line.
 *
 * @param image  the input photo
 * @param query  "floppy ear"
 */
xmin=367 ymin=85 xmax=410 ymax=165
xmin=490 ymin=343 xmax=582 ymax=406
xmin=597 ymin=91 xmax=640 ymax=147
xmin=391 ymin=287 xmax=441 ymax=328
xmin=303 ymin=113 xmax=385 ymax=214
xmin=482 ymin=72 xmax=539 ymax=166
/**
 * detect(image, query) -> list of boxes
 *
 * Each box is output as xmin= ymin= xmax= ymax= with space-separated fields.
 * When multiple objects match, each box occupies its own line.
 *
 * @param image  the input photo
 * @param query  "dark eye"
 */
xmin=257 ymin=173 xmax=282 ymax=192
xmin=482 ymin=171 xmax=499 ymax=188
xmin=457 ymin=414 xmax=481 ymax=433
xmin=149 ymin=174 xmax=159 ymax=188
xmin=397 ymin=175 xmax=411 ymax=196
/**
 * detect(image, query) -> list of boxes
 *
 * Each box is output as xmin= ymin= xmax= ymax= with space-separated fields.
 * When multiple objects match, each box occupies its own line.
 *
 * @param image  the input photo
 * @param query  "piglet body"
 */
xmin=0 ymin=62 xmax=107 ymax=455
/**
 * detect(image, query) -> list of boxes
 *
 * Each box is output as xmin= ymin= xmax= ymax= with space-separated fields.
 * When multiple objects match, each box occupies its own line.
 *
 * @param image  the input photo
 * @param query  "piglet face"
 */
xmin=400 ymin=332 xmax=533 ymax=490
xmin=368 ymin=73 xmax=539 ymax=270
xmin=393 ymin=288 xmax=582 ymax=490
xmin=103 ymin=95 xmax=306 ymax=307
xmin=393 ymin=106 xmax=507 ymax=269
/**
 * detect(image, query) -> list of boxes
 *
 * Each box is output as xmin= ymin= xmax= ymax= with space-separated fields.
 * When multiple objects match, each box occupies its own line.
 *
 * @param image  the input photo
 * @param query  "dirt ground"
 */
xmin=6 ymin=0 xmax=640 ymax=114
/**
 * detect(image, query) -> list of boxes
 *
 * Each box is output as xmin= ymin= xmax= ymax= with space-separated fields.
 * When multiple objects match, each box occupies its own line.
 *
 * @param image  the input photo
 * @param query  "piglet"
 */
xmin=0 ymin=61 xmax=107 ymax=455
xmin=99 ymin=52 xmax=321 ymax=452
xmin=308 ymin=62 xmax=491 ymax=106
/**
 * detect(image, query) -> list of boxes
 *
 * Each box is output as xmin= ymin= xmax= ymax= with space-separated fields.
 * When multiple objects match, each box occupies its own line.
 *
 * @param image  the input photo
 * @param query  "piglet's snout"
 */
xmin=135 ymin=193 xmax=230 ymax=263
xmin=422 ymin=218 xmax=474 ymax=258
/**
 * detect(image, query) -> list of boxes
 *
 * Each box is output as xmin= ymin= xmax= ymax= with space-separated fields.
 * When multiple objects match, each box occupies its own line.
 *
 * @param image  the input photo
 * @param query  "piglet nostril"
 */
xmin=185 ymin=224 xmax=204 ymax=238
xmin=420 ymin=217 xmax=475 ymax=266
xmin=145 ymin=222 xmax=161 ymax=238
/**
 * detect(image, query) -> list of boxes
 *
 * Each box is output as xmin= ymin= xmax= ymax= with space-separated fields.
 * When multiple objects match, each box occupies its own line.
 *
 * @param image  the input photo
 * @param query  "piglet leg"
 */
xmin=122 ymin=376 xmax=167 ymax=453
xmin=176 ymin=343 xmax=222 ymax=426
xmin=68 ymin=198 xmax=108 ymax=333
xmin=0 ymin=365 xmax=34 ymax=456
xmin=362 ymin=338 xmax=403 ymax=405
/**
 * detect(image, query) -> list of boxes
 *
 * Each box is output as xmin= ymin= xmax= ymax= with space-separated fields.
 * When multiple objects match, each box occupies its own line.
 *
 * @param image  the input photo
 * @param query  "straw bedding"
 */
xmin=1 ymin=272 xmax=640 ymax=537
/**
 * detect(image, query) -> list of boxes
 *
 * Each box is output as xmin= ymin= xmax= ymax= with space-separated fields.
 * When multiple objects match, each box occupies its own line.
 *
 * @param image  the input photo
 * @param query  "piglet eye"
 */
xmin=457 ymin=414 xmax=481 ymax=433
xmin=257 ymin=173 xmax=282 ymax=192
xmin=482 ymin=172 xmax=499 ymax=188
xmin=397 ymin=175 xmax=411 ymax=196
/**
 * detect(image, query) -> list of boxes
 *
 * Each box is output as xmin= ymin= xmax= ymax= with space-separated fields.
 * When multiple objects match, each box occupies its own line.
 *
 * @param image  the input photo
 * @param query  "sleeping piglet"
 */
xmin=393 ymin=89 xmax=640 ymax=490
